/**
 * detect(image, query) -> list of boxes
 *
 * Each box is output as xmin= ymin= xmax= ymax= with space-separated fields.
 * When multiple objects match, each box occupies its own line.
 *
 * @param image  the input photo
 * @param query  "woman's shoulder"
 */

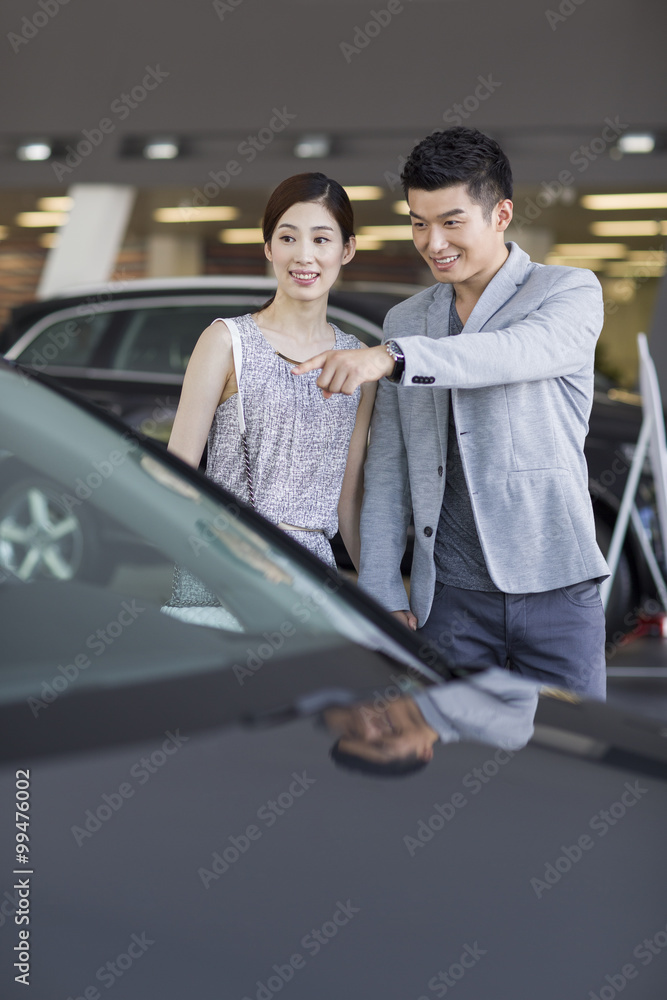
xmin=332 ymin=325 xmax=366 ymax=351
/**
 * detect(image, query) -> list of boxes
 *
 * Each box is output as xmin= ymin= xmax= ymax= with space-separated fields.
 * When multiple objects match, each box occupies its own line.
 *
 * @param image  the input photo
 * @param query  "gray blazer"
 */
xmin=358 ymin=242 xmax=610 ymax=626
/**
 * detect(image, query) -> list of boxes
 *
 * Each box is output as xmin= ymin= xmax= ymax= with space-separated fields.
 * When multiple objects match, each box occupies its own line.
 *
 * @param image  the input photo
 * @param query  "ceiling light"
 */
xmin=581 ymin=193 xmax=667 ymax=211
xmin=605 ymin=262 xmax=665 ymax=279
xmin=154 ymin=206 xmax=240 ymax=223
xmin=354 ymin=236 xmax=384 ymax=250
xmin=143 ymin=139 xmax=180 ymax=160
xmin=617 ymin=133 xmax=655 ymax=154
xmin=16 ymin=141 xmax=52 ymax=161
xmin=15 ymin=211 xmax=68 ymax=227
xmin=545 ymin=256 xmax=605 ymax=270
xmin=344 ymin=186 xmax=384 ymax=201
xmin=626 ymin=250 xmax=666 ymax=263
xmin=590 ymin=221 xmax=667 ymax=237
xmin=552 ymin=243 xmax=627 ymax=258
xmin=392 ymin=201 xmax=410 ymax=215
xmin=294 ymin=134 xmax=331 ymax=159
xmin=358 ymin=225 xmax=413 ymax=241
xmin=219 ymin=228 xmax=264 ymax=244
xmin=37 ymin=196 xmax=73 ymax=212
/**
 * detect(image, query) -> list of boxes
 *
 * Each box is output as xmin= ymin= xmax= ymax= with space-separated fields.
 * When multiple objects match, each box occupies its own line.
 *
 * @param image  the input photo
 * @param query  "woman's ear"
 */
xmin=264 ymin=241 xmax=272 ymax=262
xmin=342 ymin=235 xmax=357 ymax=266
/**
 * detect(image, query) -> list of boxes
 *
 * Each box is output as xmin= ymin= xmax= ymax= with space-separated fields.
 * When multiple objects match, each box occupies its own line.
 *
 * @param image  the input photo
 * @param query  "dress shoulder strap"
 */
xmin=212 ymin=316 xmax=245 ymax=434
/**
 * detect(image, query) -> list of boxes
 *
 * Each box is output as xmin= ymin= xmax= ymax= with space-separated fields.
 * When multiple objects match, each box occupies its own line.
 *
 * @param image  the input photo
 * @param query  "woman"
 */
xmin=168 ymin=172 xmax=375 ymax=570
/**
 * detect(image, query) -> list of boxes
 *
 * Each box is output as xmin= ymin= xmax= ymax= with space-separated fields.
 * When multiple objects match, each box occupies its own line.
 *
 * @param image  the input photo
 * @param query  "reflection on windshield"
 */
xmin=321 ymin=668 xmax=541 ymax=778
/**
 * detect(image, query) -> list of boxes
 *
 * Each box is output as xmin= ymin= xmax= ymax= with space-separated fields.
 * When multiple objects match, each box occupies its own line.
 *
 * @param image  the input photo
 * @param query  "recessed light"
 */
xmin=294 ymin=134 xmax=331 ymax=159
xmin=143 ymin=139 xmax=180 ymax=160
xmin=617 ymin=133 xmax=655 ymax=154
xmin=16 ymin=141 xmax=52 ymax=161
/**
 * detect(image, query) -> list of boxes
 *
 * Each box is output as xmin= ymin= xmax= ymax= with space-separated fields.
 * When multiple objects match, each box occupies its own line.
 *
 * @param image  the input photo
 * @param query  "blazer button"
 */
xmin=424 ymin=526 xmax=433 ymax=537
xmin=438 ymin=466 xmax=443 ymax=476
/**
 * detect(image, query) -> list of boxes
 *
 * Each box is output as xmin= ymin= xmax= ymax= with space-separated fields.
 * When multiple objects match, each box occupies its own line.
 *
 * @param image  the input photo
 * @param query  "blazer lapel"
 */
xmin=461 ymin=241 xmax=527 ymax=334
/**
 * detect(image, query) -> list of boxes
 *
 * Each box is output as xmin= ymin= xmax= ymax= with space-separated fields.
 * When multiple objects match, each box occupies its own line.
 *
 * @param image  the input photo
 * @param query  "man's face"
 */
xmin=323 ymin=697 xmax=437 ymax=764
xmin=407 ymin=184 xmax=512 ymax=289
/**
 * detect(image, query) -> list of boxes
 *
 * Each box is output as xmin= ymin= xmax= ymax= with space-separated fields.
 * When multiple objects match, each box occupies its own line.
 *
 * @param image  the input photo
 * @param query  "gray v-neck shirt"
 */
xmin=433 ymin=298 xmax=500 ymax=592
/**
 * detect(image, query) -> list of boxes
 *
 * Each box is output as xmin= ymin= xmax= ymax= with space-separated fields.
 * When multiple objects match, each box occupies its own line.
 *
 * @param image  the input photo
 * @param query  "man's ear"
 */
xmin=496 ymin=199 xmax=513 ymax=232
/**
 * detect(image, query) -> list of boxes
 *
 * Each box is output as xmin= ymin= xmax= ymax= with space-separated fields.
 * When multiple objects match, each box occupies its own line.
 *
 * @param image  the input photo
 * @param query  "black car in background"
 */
xmin=1 ymin=277 xmax=657 ymax=634
xmin=1 ymin=359 xmax=667 ymax=1000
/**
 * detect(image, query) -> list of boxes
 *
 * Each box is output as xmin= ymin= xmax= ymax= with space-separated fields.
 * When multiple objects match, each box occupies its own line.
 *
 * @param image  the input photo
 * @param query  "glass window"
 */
xmin=0 ymin=365 xmax=424 ymax=704
xmin=15 ymin=312 xmax=111 ymax=368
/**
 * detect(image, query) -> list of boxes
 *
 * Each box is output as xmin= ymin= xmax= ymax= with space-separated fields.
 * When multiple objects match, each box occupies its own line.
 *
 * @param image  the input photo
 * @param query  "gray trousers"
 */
xmin=418 ymin=580 xmax=606 ymax=701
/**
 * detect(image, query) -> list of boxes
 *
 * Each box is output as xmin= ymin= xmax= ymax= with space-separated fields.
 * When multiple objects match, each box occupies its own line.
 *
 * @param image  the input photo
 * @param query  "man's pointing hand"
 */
xmin=292 ymin=345 xmax=394 ymax=398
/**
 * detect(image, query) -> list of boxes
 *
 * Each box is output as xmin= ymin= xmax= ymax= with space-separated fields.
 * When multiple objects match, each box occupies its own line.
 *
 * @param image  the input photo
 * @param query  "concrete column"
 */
xmin=505 ymin=225 xmax=553 ymax=264
xmin=38 ymin=184 xmax=136 ymax=298
xmin=146 ymin=233 xmax=204 ymax=277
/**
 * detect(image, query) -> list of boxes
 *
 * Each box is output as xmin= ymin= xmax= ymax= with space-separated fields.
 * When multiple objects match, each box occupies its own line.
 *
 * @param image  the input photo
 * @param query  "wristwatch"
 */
xmin=385 ymin=340 xmax=405 ymax=383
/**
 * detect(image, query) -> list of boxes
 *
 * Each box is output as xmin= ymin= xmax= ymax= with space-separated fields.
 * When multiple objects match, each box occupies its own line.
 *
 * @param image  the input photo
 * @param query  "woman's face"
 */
xmin=265 ymin=200 xmax=355 ymax=301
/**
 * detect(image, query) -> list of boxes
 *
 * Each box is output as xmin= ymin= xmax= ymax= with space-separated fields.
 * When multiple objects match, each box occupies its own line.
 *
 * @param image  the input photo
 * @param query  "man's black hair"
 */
xmin=329 ymin=739 xmax=429 ymax=778
xmin=400 ymin=127 xmax=513 ymax=222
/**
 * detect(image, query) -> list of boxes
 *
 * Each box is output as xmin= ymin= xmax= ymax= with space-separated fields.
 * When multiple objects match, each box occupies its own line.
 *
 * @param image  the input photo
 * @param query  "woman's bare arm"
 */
xmin=167 ymin=320 xmax=235 ymax=468
xmin=337 ymin=381 xmax=376 ymax=573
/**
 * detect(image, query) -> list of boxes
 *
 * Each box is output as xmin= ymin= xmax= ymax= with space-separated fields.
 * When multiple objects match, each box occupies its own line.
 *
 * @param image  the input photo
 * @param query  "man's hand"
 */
xmin=391 ymin=610 xmax=418 ymax=631
xmin=292 ymin=345 xmax=394 ymax=398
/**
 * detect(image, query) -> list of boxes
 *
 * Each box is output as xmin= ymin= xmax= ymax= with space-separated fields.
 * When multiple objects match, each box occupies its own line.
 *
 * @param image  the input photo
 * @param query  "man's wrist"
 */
xmin=384 ymin=340 xmax=405 ymax=383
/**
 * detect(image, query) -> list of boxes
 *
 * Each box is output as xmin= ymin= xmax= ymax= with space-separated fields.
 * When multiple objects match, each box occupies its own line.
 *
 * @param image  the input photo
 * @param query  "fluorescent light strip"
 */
xmin=590 ymin=221 xmax=667 ymax=237
xmin=552 ymin=243 xmax=627 ymax=258
xmin=220 ymin=228 xmax=264 ymax=244
xmin=344 ymin=186 xmax=384 ymax=201
xmin=155 ymin=206 xmax=239 ymax=223
xmin=582 ymin=193 xmax=667 ymax=211
xmin=358 ymin=225 xmax=413 ymax=240
xmin=15 ymin=211 xmax=68 ymax=228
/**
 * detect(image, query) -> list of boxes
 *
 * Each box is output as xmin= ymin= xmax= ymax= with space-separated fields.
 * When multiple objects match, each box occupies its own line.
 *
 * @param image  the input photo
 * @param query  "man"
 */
xmin=294 ymin=127 xmax=609 ymax=698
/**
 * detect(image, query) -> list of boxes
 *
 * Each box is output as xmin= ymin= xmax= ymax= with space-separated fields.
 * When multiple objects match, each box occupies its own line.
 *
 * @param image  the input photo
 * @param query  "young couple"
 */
xmin=170 ymin=126 xmax=609 ymax=701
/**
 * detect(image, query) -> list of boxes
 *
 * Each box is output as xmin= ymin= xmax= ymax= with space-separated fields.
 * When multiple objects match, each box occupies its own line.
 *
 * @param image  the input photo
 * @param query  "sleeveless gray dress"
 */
xmin=206 ymin=313 xmax=363 ymax=566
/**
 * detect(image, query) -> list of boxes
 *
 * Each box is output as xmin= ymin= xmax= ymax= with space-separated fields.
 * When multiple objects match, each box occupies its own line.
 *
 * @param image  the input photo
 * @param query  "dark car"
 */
xmin=1 ymin=277 xmax=657 ymax=634
xmin=1 ymin=359 xmax=667 ymax=999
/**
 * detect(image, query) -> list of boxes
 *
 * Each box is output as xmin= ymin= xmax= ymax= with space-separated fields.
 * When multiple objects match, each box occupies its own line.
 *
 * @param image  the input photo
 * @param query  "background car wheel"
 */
xmin=594 ymin=514 xmax=637 ymax=641
xmin=0 ymin=478 xmax=112 ymax=584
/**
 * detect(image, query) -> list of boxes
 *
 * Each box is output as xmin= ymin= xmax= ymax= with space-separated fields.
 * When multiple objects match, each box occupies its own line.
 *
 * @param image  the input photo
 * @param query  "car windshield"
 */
xmin=0 ymin=364 xmax=429 ymax=708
